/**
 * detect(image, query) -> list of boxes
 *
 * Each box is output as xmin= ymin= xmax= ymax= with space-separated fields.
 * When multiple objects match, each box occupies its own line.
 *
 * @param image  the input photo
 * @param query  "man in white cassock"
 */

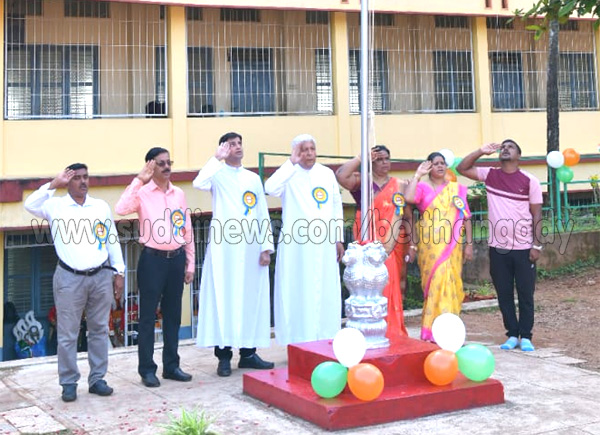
xmin=265 ymin=134 xmax=345 ymax=345
xmin=193 ymin=132 xmax=275 ymax=377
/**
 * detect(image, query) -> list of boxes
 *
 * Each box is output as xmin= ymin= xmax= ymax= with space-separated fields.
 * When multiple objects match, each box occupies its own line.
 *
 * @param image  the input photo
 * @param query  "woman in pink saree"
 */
xmin=405 ymin=152 xmax=473 ymax=341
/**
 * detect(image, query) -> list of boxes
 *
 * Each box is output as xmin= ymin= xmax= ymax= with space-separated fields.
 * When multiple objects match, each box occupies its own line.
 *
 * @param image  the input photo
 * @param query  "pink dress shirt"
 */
xmin=116 ymin=177 xmax=195 ymax=274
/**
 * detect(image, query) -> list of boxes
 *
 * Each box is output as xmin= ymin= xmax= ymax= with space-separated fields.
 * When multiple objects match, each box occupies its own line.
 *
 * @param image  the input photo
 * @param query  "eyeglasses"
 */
xmin=155 ymin=160 xmax=174 ymax=167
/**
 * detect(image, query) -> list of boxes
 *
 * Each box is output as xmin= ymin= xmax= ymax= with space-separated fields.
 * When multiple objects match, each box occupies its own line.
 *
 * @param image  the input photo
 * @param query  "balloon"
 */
xmin=445 ymin=169 xmax=457 ymax=182
xmin=439 ymin=149 xmax=455 ymax=167
xmin=451 ymin=157 xmax=463 ymax=175
xmin=546 ymin=151 xmax=564 ymax=169
xmin=423 ymin=349 xmax=459 ymax=386
xmin=311 ymin=361 xmax=348 ymax=399
xmin=333 ymin=328 xmax=367 ymax=368
xmin=562 ymin=148 xmax=580 ymax=166
xmin=456 ymin=344 xmax=495 ymax=382
xmin=556 ymin=166 xmax=574 ymax=183
xmin=431 ymin=313 xmax=466 ymax=353
xmin=347 ymin=363 xmax=384 ymax=401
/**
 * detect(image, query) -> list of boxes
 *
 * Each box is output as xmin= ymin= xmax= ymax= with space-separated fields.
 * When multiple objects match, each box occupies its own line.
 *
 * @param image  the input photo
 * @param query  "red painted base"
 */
xmin=243 ymin=337 xmax=505 ymax=430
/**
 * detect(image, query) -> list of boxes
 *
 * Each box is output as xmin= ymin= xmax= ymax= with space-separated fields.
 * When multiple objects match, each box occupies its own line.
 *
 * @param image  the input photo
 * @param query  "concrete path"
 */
xmin=1 ymin=325 xmax=599 ymax=435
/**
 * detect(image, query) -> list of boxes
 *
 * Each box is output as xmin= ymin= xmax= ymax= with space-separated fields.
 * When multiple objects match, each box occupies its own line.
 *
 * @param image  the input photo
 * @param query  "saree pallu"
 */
xmin=353 ymin=178 xmax=408 ymax=340
xmin=415 ymin=182 xmax=469 ymax=341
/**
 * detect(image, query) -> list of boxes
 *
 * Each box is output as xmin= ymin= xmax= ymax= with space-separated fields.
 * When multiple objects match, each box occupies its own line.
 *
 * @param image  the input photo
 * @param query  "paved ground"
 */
xmin=1 ymin=306 xmax=599 ymax=435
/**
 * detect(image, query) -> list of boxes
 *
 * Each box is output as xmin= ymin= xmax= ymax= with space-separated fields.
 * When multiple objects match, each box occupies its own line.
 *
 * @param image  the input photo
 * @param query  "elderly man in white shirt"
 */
xmin=24 ymin=163 xmax=125 ymax=403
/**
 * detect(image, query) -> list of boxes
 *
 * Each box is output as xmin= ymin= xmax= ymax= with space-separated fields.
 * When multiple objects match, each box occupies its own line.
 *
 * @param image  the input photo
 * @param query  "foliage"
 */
xmin=515 ymin=0 xmax=600 ymax=39
xmin=160 ymin=408 xmax=219 ymax=435
xmin=404 ymin=272 xmax=423 ymax=310
xmin=590 ymin=175 xmax=600 ymax=204
xmin=537 ymin=254 xmax=600 ymax=280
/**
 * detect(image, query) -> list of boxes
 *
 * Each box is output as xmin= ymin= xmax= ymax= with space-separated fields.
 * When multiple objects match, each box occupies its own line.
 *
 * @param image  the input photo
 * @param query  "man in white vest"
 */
xmin=193 ymin=132 xmax=274 ymax=377
xmin=265 ymin=134 xmax=344 ymax=345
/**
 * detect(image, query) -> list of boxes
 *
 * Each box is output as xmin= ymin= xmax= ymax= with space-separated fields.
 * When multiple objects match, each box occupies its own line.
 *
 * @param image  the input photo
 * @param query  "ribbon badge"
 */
xmin=392 ymin=192 xmax=406 ymax=217
xmin=452 ymin=195 xmax=471 ymax=219
xmin=171 ymin=209 xmax=186 ymax=237
xmin=93 ymin=221 xmax=109 ymax=250
xmin=312 ymin=187 xmax=328 ymax=209
xmin=243 ymin=191 xmax=257 ymax=216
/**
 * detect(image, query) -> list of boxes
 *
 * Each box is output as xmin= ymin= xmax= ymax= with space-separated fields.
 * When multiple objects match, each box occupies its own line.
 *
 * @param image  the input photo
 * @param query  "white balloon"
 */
xmin=546 ymin=151 xmax=564 ymax=169
xmin=332 ymin=328 xmax=367 ymax=368
xmin=439 ymin=149 xmax=455 ymax=167
xmin=431 ymin=313 xmax=466 ymax=353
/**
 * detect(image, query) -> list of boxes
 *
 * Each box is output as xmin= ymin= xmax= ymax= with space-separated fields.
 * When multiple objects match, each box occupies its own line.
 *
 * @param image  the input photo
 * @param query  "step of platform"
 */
xmin=243 ymin=338 xmax=505 ymax=430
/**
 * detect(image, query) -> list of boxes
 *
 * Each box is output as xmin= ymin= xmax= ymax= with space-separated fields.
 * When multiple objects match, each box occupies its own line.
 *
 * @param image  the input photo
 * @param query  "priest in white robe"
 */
xmin=265 ymin=134 xmax=344 ymax=346
xmin=193 ymin=132 xmax=274 ymax=377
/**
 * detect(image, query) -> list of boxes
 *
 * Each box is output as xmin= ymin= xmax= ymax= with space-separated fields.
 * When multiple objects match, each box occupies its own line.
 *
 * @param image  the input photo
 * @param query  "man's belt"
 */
xmin=58 ymin=259 xmax=115 ymax=276
xmin=144 ymin=246 xmax=184 ymax=259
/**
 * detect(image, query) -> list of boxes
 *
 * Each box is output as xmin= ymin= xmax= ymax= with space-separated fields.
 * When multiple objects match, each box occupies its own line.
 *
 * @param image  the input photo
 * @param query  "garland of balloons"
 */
xmin=423 ymin=313 xmax=496 ymax=385
xmin=546 ymin=148 xmax=581 ymax=182
xmin=311 ymin=328 xmax=385 ymax=401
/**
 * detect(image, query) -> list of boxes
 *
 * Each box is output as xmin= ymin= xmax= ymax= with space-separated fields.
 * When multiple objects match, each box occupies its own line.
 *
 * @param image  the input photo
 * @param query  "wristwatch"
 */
xmin=532 ymin=245 xmax=543 ymax=251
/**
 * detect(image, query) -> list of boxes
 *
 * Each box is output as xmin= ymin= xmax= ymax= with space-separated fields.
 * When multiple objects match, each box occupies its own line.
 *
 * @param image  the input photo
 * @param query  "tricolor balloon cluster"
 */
xmin=311 ymin=328 xmax=384 ymax=401
xmin=546 ymin=148 xmax=580 ymax=183
xmin=423 ymin=313 xmax=495 ymax=386
xmin=439 ymin=149 xmax=462 ymax=182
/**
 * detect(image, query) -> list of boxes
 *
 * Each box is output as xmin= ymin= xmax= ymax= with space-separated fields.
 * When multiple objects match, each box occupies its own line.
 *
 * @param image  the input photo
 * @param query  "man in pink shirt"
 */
xmin=457 ymin=140 xmax=543 ymax=352
xmin=116 ymin=147 xmax=195 ymax=387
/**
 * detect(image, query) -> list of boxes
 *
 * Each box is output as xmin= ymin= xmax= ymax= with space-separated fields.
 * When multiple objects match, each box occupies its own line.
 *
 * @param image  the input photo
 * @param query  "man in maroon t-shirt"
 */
xmin=457 ymin=140 xmax=543 ymax=352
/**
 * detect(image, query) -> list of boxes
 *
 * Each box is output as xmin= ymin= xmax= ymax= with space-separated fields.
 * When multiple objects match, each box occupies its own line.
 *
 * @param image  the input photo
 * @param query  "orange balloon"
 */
xmin=347 ymin=363 xmax=384 ymax=401
xmin=562 ymin=148 xmax=580 ymax=167
xmin=445 ymin=169 xmax=457 ymax=182
xmin=423 ymin=349 xmax=459 ymax=386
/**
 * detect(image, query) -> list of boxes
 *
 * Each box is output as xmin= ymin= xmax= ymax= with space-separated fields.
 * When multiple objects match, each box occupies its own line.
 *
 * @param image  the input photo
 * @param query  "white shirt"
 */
xmin=24 ymin=182 xmax=125 ymax=273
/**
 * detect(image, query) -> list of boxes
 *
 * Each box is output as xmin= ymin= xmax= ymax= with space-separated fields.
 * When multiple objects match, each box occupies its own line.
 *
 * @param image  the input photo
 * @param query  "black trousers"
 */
xmin=137 ymin=248 xmax=186 ymax=376
xmin=214 ymin=346 xmax=256 ymax=361
xmin=489 ymin=247 xmax=536 ymax=340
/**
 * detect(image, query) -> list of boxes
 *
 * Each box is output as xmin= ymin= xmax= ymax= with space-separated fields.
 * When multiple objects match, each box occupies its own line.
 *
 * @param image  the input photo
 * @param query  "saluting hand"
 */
xmin=290 ymin=144 xmax=303 ymax=165
xmin=49 ymin=169 xmax=75 ymax=189
xmin=414 ymin=161 xmax=432 ymax=180
xmin=136 ymin=160 xmax=155 ymax=184
xmin=480 ymin=143 xmax=500 ymax=155
xmin=215 ymin=142 xmax=231 ymax=161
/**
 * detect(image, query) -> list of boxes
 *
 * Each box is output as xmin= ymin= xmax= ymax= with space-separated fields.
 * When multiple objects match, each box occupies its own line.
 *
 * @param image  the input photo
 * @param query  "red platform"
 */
xmin=243 ymin=337 xmax=504 ymax=430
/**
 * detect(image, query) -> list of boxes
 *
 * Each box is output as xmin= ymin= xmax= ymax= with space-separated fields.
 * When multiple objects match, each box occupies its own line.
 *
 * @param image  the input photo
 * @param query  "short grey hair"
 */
xmin=291 ymin=134 xmax=317 ymax=150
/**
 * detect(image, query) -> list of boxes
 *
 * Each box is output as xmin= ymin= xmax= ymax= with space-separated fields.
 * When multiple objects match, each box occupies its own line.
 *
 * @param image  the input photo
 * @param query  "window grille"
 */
xmin=64 ymin=0 xmax=110 ymax=19
xmin=559 ymin=20 xmax=579 ymax=31
xmin=434 ymin=15 xmax=469 ymax=29
xmin=220 ymin=8 xmax=260 ymax=22
xmin=486 ymin=17 xmax=513 ymax=29
xmin=487 ymin=16 xmax=597 ymax=111
xmin=186 ymin=8 xmax=332 ymax=116
xmin=348 ymin=13 xmax=474 ymax=113
xmin=4 ymin=0 xmax=167 ymax=119
xmin=306 ymin=11 xmax=329 ymax=25
xmin=374 ymin=13 xmax=394 ymax=27
xmin=6 ymin=0 xmax=42 ymax=17
xmin=186 ymin=7 xmax=202 ymax=21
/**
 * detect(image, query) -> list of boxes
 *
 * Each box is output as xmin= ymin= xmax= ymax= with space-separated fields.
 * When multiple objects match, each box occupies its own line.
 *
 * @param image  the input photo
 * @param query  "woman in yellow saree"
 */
xmin=336 ymin=146 xmax=414 ymax=341
xmin=405 ymin=152 xmax=473 ymax=341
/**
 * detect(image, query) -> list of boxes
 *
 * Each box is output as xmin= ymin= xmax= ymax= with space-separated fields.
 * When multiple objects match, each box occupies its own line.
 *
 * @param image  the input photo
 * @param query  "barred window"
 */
xmin=374 ymin=13 xmax=394 ymax=27
xmin=486 ymin=17 xmax=513 ymax=29
xmin=188 ymin=47 xmax=214 ymax=114
xmin=433 ymin=51 xmax=474 ymax=111
xmin=64 ymin=0 xmax=110 ymax=18
xmin=306 ymin=11 xmax=329 ymax=25
xmin=490 ymin=52 xmax=524 ymax=110
xmin=434 ymin=15 xmax=469 ymax=29
xmin=315 ymin=49 xmax=333 ymax=113
xmin=221 ymin=8 xmax=260 ymax=22
xmin=6 ymin=0 xmax=42 ymax=17
xmin=559 ymin=53 xmax=597 ymax=110
xmin=559 ymin=20 xmax=579 ymax=31
xmin=349 ymin=50 xmax=388 ymax=113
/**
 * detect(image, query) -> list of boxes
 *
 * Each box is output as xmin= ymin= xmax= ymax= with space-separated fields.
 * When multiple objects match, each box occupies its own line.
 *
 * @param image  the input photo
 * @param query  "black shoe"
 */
xmin=162 ymin=367 xmax=192 ymax=382
xmin=141 ymin=373 xmax=161 ymax=388
xmin=61 ymin=384 xmax=77 ymax=402
xmin=238 ymin=353 xmax=275 ymax=370
xmin=88 ymin=380 xmax=114 ymax=396
xmin=217 ymin=359 xmax=232 ymax=377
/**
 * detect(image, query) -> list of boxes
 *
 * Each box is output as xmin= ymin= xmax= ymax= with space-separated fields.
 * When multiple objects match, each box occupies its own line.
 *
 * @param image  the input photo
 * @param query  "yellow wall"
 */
xmin=0 ymin=232 xmax=3 ymax=347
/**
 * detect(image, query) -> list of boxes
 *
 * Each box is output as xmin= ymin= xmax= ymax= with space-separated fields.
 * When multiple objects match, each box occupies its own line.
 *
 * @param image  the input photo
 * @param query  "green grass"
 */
xmin=537 ymin=255 xmax=600 ymax=280
xmin=160 ymin=408 xmax=219 ymax=435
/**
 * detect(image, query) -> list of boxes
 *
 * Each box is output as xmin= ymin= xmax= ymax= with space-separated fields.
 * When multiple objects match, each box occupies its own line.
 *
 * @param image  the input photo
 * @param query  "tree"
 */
xmin=514 ymin=1 xmax=600 ymax=206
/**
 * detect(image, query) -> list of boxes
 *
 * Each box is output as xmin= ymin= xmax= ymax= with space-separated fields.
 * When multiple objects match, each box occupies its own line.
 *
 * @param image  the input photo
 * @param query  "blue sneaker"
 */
xmin=520 ymin=338 xmax=535 ymax=352
xmin=500 ymin=336 xmax=519 ymax=350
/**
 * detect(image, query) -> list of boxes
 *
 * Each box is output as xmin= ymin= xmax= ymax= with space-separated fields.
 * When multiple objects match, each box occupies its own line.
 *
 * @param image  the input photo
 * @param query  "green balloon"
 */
xmin=311 ymin=361 xmax=348 ymax=398
xmin=456 ymin=344 xmax=495 ymax=382
xmin=451 ymin=157 xmax=463 ymax=175
xmin=556 ymin=166 xmax=574 ymax=183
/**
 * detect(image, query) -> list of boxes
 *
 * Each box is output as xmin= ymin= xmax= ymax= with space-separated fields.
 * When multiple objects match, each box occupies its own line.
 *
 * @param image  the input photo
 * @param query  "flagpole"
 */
xmin=359 ymin=0 xmax=371 ymax=242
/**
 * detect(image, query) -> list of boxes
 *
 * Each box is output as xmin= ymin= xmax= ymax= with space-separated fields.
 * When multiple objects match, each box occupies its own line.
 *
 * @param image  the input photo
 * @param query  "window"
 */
xmin=306 ymin=11 xmax=329 ymax=25
xmin=490 ymin=52 xmax=524 ymax=110
xmin=229 ymin=48 xmax=273 ymax=113
xmin=433 ymin=51 xmax=474 ymax=111
xmin=349 ymin=50 xmax=388 ymax=113
xmin=186 ymin=7 xmax=203 ymax=21
xmin=315 ymin=49 xmax=333 ymax=113
xmin=434 ymin=16 xmax=469 ymax=29
xmin=6 ymin=45 xmax=99 ymax=119
xmin=6 ymin=0 xmax=42 ymax=17
xmin=559 ymin=20 xmax=579 ymax=31
xmin=559 ymin=53 xmax=597 ymax=110
xmin=221 ymin=8 xmax=260 ymax=22
xmin=188 ymin=47 xmax=214 ymax=114
xmin=486 ymin=17 xmax=514 ymax=29
xmin=64 ymin=0 xmax=110 ymax=18
xmin=374 ymin=13 xmax=394 ymax=27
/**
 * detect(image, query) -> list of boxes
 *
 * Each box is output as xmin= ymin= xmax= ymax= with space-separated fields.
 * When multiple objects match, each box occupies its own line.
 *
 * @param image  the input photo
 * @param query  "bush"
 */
xmin=160 ymin=408 xmax=219 ymax=435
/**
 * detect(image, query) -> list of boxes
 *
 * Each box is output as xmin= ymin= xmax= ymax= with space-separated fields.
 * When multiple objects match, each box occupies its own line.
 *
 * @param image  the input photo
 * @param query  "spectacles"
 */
xmin=155 ymin=160 xmax=174 ymax=167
